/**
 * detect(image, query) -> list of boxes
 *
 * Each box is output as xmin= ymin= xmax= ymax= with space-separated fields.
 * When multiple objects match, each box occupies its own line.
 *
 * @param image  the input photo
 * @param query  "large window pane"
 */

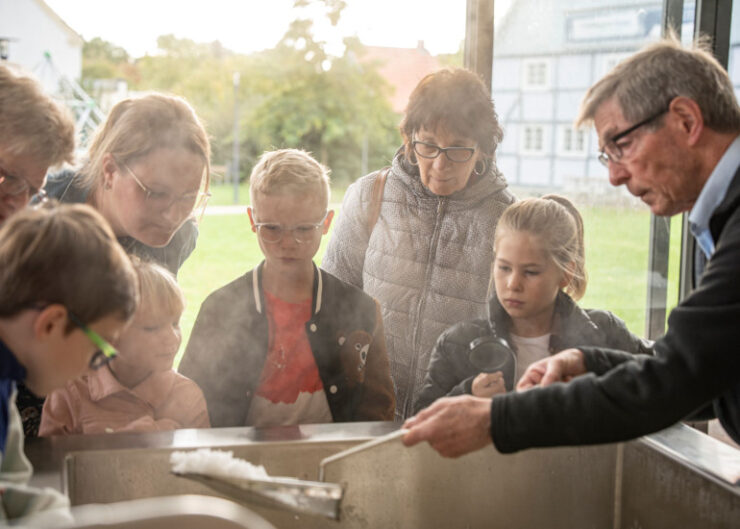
xmin=493 ymin=0 xmax=682 ymax=338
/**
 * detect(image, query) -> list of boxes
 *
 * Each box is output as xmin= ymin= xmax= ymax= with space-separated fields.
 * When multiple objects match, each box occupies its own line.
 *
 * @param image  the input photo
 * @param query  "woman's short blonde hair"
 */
xmin=0 ymin=65 xmax=75 ymax=168
xmin=493 ymin=195 xmax=587 ymax=300
xmin=131 ymin=257 xmax=185 ymax=318
xmin=249 ymin=148 xmax=330 ymax=209
xmin=80 ymin=93 xmax=211 ymax=193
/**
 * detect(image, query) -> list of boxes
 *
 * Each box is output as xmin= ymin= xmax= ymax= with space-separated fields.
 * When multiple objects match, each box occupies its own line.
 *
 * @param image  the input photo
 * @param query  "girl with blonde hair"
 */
xmin=415 ymin=195 xmax=652 ymax=412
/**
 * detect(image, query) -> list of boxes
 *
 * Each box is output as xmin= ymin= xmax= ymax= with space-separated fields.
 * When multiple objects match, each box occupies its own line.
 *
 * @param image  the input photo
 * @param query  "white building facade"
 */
xmin=0 ymin=0 xmax=82 ymax=93
xmin=491 ymin=0 xmax=700 ymax=199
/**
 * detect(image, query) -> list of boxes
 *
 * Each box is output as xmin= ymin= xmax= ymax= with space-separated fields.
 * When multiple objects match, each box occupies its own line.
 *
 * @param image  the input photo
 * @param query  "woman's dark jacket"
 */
xmin=178 ymin=263 xmax=395 ymax=427
xmin=415 ymin=291 xmax=653 ymax=414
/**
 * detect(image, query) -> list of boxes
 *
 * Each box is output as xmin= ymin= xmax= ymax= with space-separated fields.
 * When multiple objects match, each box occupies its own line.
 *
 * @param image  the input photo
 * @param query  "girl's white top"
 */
xmin=511 ymin=333 xmax=551 ymax=380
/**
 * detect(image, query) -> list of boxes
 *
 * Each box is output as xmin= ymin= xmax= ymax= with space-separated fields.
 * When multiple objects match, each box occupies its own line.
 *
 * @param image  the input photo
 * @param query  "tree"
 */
xmin=81 ymin=37 xmax=133 ymax=88
xmin=245 ymin=18 xmax=399 ymax=184
xmin=79 ymin=2 xmax=401 ymax=187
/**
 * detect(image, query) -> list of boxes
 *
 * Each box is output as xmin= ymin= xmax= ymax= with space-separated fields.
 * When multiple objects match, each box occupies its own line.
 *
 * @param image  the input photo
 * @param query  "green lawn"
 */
xmin=175 ymin=193 xmax=684 ymax=367
xmin=206 ymin=182 xmax=351 ymax=207
xmin=207 ymin=182 xmax=251 ymax=206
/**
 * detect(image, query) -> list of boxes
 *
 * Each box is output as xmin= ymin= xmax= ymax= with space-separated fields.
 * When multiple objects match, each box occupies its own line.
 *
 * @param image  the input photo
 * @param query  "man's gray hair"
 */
xmin=576 ymin=35 xmax=740 ymax=133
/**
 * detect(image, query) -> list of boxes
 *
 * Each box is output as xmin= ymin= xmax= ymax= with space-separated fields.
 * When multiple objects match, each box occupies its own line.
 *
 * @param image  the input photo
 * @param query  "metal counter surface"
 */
xmin=25 ymin=421 xmax=398 ymax=491
xmin=24 ymin=422 xmax=740 ymax=528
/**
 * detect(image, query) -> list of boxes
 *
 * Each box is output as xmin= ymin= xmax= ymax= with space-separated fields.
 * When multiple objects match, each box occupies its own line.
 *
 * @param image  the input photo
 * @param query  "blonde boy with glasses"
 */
xmin=0 ymin=203 xmax=137 ymax=522
xmin=180 ymin=149 xmax=394 ymax=427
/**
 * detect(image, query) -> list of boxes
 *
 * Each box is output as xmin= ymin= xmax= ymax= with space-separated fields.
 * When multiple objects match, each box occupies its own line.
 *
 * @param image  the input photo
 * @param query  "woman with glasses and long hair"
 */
xmin=43 ymin=93 xmax=211 ymax=275
xmin=17 ymin=93 xmax=212 ymax=438
xmin=323 ymin=68 xmax=515 ymax=420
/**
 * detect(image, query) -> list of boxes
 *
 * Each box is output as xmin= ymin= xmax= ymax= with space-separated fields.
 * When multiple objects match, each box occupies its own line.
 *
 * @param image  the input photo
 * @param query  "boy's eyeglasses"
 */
xmin=412 ymin=140 xmax=476 ymax=163
xmin=67 ymin=310 xmax=118 ymax=370
xmin=252 ymin=211 xmax=330 ymax=244
xmin=117 ymin=159 xmax=211 ymax=217
xmin=0 ymin=163 xmax=48 ymax=203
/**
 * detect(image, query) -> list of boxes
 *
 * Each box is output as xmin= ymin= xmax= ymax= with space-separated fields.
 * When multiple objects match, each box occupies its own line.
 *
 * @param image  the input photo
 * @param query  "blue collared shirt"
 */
xmin=688 ymin=136 xmax=740 ymax=259
xmin=0 ymin=338 xmax=26 ymax=454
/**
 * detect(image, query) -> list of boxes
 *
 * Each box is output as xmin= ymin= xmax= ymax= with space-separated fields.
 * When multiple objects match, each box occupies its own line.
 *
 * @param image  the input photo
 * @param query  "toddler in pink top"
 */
xmin=39 ymin=259 xmax=210 ymax=435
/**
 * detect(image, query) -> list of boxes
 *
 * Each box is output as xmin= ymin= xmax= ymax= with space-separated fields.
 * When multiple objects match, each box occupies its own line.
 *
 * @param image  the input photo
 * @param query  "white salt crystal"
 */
xmin=170 ymin=448 xmax=270 ymax=480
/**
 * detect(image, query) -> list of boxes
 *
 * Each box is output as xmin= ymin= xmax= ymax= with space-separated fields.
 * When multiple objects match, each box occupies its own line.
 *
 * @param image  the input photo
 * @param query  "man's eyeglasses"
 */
xmin=251 ymin=210 xmax=330 ymax=244
xmin=118 ymin=159 xmax=211 ymax=215
xmin=0 ymin=164 xmax=47 ymax=202
xmin=67 ymin=310 xmax=118 ymax=370
xmin=412 ymin=140 xmax=476 ymax=163
xmin=598 ymin=108 xmax=669 ymax=167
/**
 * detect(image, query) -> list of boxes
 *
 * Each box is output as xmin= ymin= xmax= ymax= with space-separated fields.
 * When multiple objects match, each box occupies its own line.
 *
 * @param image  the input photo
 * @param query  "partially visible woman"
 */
xmin=323 ymin=68 xmax=515 ymax=420
xmin=0 ymin=64 xmax=75 ymax=224
xmin=43 ymin=93 xmax=211 ymax=274
xmin=18 ymin=93 xmax=211 ymax=438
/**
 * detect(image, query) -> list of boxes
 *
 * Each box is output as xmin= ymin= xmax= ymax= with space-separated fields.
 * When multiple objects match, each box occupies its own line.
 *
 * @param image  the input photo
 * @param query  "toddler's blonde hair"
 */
xmin=132 ymin=257 xmax=185 ymax=318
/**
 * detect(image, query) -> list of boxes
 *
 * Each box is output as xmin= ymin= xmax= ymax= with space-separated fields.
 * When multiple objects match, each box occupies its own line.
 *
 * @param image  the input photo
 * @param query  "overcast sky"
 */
xmin=45 ymin=0 xmax=508 ymax=58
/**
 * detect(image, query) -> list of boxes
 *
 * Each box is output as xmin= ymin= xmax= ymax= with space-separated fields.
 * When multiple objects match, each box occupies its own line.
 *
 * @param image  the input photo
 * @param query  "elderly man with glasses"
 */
xmin=403 ymin=37 xmax=740 ymax=455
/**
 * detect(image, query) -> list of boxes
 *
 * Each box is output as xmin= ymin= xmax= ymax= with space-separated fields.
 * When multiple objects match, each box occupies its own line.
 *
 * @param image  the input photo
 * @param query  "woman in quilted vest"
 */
xmin=323 ymin=68 xmax=516 ymax=419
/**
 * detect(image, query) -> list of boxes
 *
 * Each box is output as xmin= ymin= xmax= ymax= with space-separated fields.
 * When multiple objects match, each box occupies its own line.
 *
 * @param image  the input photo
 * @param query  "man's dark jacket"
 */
xmin=491 ymin=166 xmax=740 ymax=452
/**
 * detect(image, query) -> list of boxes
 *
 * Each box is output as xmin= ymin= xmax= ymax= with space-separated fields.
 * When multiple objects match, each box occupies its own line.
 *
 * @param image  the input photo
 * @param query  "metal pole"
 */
xmin=232 ymin=72 xmax=240 ymax=205
xmin=644 ymin=0 xmax=686 ymax=340
xmin=464 ymin=0 xmax=494 ymax=92
xmin=679 ymin=0 xmax=734 ymax=300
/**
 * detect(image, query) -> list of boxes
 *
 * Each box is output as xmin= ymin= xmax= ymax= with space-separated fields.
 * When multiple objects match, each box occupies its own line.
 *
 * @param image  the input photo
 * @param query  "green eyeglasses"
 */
xmin=67 ymin=311 xmax=118 ymax=369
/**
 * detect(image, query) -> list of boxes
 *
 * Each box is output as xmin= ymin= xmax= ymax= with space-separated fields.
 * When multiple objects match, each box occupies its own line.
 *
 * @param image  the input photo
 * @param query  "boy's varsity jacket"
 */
xmin=179 ymin=262 xmax=395 ymax=427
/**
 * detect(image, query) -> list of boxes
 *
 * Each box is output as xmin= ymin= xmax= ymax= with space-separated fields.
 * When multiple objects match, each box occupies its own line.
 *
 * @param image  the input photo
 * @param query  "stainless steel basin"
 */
xmin=18 ymin=495 xmax=278 ymax=529
xmin=27 ymin=422 xmax=740 ymax=528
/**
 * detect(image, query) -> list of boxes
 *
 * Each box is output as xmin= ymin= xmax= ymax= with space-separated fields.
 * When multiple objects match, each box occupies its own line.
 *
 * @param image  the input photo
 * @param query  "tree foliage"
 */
xmin=80 ymin=4 xmax=401 ymax=187
xmin=81 ymin=37 xmax=133 ymax=87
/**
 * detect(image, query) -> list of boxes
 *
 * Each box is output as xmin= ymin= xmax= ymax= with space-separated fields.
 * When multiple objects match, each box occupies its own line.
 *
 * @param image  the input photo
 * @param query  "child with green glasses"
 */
xmin=0 ymin=203 xmax=138 ymax=522
xmin=180 ymin=149 xmax=395 ymax=427
xmin=40 ymin=258 xmax=210 ymax=435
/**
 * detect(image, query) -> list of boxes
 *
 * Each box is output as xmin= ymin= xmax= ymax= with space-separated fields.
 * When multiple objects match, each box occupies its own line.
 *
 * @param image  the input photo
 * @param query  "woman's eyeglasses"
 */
xmin=67 ymin=310 xmax=118 ymax=370
xmin=118 ymin=159 xmax=211 ymax=216
xmin=412 ymin=140 xmax=476 ymax=163
xmin=251 ymin=210 xmax=330 ymax=244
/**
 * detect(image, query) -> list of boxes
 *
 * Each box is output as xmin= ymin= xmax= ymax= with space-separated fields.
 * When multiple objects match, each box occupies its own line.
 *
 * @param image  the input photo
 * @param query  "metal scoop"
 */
xmin=172 ymin=470 xmax=343 ymax=520
xmin=172 ymin=429 xmax=407 ymax=521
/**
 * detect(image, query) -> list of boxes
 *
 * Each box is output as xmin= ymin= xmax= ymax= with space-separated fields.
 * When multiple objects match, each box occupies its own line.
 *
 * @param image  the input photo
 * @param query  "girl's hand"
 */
xmin=516 ymin=348 xmax=587 ymax=390
xmin=471 ymin=371 xmax=507 ymax=397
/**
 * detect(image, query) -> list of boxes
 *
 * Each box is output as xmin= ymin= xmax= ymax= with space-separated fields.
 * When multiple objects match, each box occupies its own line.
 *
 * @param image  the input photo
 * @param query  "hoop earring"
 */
xmin=473 ymin=160 xmax=486 ymax=176
xmin=407 ymin=150 xmax=418 ymax=166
